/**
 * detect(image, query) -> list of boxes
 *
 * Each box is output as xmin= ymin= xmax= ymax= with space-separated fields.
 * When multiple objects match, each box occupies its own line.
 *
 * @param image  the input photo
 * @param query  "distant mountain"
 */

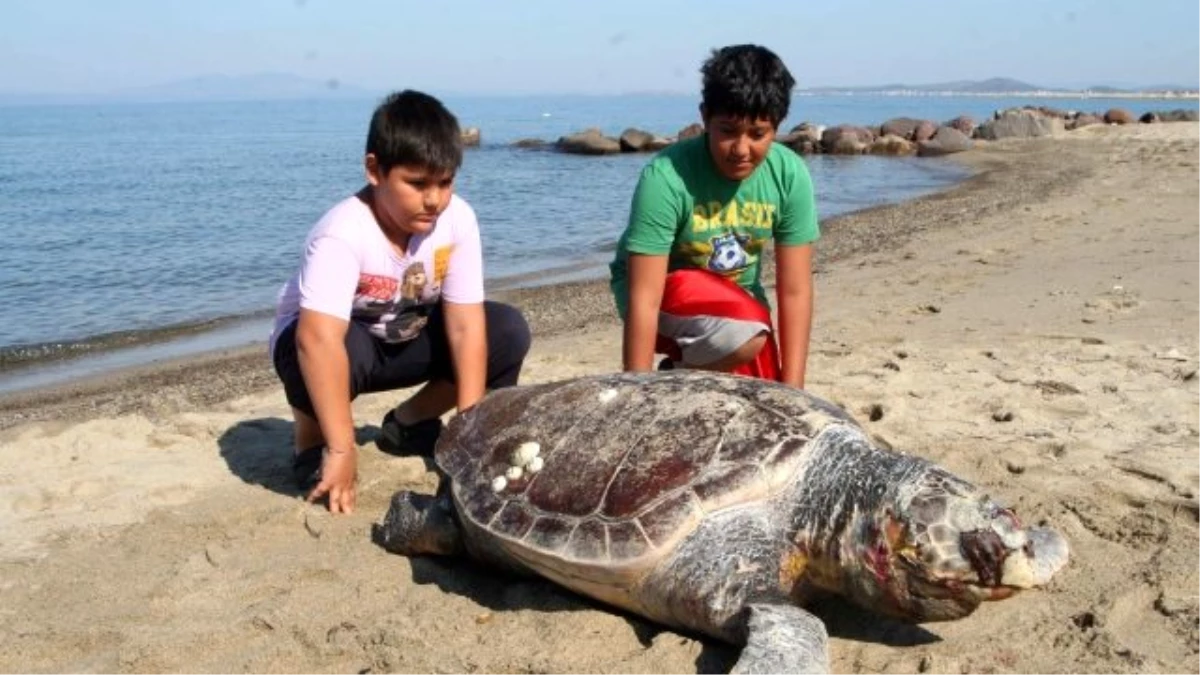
xmin=0 ymin=73 xmax=380 ymax=105
xmin=799 ymin=77 xmax=1196 ymax=95
xmin=802 ymin=77 xmax=1042 ymax=94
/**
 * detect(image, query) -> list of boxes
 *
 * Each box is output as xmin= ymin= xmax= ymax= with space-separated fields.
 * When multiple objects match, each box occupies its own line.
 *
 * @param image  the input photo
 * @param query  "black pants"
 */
xmin=273 ymin=301 xmax=531 ymax=417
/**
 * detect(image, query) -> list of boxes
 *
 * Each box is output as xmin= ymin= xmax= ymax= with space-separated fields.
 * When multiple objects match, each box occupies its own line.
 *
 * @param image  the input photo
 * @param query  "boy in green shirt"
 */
xmin=609 ymin=44 xmax=819 ymax=386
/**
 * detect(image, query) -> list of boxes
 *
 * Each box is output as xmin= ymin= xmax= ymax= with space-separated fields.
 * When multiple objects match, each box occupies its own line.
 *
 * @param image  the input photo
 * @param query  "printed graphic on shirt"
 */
xmin=352 ymin=273 xmax=401 ymax=317
xmin=673 ymin=199 xmax=774 ymax=277
xmin=383 ymin=262 xmax=431 ymax=342
xmin=433 ymin=245 xmax=453 ymax=284
xmin=707 ymin=232 xmax=752 ymax=272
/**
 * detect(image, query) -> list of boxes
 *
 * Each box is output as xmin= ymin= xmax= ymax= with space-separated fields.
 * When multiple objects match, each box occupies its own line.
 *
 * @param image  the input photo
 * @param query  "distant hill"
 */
xmin=0 ymin=73 xmax=380 ymax=105
xmin=800 ymin=77 xmax=1196 ymax=95
xmin=802 ymin=77 xmax=1041 ymax=94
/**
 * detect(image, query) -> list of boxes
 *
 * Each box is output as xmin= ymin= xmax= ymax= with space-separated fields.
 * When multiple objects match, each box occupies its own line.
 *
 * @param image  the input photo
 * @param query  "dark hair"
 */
xmin=700 ymin=44 xmax=795 ymax=126
xmin=365 ymin=90 xmax=463 ymax=175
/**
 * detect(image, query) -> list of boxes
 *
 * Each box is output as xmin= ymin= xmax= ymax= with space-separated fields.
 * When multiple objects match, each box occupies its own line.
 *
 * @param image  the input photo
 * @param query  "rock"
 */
xmin=1068 ymin=113 xmax=1103 ymax=130
xmin=975 ymin=111 xmax=1064 ymax=140
xmin=1103 ymin=108 xmax=1134 ymax=125
xmin=1033 ymin=105 xmax=1071 ymax=119
xmin=460 ymin=127 xmax=481 ymax=147
xmin=869 ymin=133 xmax=916 ymax=156
xmin=781 ymin=122 xmax=824 ymax=154
xmin=821 ymin=124 xmax=875 ymax=154
xmin=1139 ymin=111 xmax=1161 ymax=124
xmin=513 ymin=138 xmax=549 ymax=149
xmin=878 ymin=117 xmax=924 ymax=139
xmin=917 ymin=126 xmax=972 ymax=156
xmin=618 ymin=128 xmax=656 ymax=152
xmin=946 ymin=115 xmax=976 ymax=137
xmin=555 ymin=128 xmax=621 ymax=155
xmin=644 ymin=136 xmax=673 ymax=151
xmin=676 ymin=122 xmax=704 ymax=140
xmin=913 ymin=120 xmax=938 ymax=142
xmin=1157 ymin=109 xmax=1199 ymax=122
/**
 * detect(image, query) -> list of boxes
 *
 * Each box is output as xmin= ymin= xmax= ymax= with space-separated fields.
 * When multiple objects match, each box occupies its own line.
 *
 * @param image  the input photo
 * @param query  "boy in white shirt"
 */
xmin=270 ymin=90 xmax=531 ymax=514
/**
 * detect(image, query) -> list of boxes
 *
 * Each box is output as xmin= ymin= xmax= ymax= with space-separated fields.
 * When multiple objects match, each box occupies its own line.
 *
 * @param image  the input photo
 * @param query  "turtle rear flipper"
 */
xmin=373 ymin=491 xmax=464 ymax=556
xmin=731 ymin=604 xmax=829 ymax=675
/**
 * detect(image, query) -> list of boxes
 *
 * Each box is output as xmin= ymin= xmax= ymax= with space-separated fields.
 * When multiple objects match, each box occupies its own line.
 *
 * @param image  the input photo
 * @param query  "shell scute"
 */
xmin=566 ymin=519 xmax=609 ymax=560
xmin=637 ymin=491 xmax=701 ymax=549
xmin=607 ymin=520 xmax=651 ymax=559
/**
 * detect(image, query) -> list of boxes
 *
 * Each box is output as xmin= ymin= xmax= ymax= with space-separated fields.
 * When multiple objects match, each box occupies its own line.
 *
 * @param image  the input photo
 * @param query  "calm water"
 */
xmin=0 ymin=93 xmax=1194 ymax=389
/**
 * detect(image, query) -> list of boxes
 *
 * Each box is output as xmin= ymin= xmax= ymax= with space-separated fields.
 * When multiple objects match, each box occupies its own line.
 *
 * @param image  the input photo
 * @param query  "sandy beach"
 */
xmin=0 ymin=122 xmax=1196 ymax=674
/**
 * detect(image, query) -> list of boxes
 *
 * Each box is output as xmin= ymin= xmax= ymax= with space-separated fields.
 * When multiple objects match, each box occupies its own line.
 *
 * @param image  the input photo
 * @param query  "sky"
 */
xmin=1 ymin=0 xmax=1197 ymax=96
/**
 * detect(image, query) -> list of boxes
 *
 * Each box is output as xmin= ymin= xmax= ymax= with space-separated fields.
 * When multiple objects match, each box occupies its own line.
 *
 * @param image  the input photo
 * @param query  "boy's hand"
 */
xmin=307 ymin=446 xmax=358 ymax=514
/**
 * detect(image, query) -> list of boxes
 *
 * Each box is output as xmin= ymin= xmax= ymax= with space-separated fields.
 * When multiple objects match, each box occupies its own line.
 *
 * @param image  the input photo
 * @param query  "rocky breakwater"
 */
xmin=509 ymin=105 xmax=1197 ymax=159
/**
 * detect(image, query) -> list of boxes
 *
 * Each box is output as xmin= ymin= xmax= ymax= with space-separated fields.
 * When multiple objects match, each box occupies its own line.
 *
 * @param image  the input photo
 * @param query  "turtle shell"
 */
xmin=437 ymin=370 xmax=855 ymax=573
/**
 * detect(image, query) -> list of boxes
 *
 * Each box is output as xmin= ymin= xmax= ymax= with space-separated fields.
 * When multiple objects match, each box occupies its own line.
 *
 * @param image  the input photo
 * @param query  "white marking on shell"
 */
xmin=527 ymin=456 xmax=544 ymax=473
xmin=505 ymin=465 xmax=524 ymax=481
xmin=491 ymin=476 xmax=507 ymax=492
xmin=510 ymin=441 xmax=541 ymax=467
xmin=598 ymin=388 xmax=619 ymax=404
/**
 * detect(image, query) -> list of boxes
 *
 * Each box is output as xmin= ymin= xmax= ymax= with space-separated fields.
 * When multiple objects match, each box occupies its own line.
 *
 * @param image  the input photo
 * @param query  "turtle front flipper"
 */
xmin=730 ymin=604 xmax=829 ymax=675
xmin=373 ymin=490 xmax=464 ymax=556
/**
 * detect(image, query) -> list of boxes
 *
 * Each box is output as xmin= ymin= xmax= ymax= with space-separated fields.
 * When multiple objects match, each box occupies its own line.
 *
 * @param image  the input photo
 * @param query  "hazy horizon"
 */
xmin=1 ymin=0 xmax=1196 ymax=98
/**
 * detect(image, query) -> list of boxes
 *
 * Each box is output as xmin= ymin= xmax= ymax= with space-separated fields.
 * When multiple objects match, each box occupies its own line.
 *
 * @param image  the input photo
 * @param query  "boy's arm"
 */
xmin=775 ymin=244 xmax=814 ymax=388
xmin=296 ymin=307 xmax=358 ymax=514
xmin=443 ymin=300 xmax=488 ymax=411
xmin=774 ymin=151 xmax=820 ymax=389
xmin=623 ymin=253 xmax=670 ymax=371
xmin=621 ymin=162 xmax=682 ymax=372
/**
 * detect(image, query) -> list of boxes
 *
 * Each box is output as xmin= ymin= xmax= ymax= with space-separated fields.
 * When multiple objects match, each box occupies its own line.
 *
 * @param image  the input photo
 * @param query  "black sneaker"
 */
xmin=657 ymin=357 xmax=676 ymax=371
xmin=378 ymin=410 xmax=444 ymax=457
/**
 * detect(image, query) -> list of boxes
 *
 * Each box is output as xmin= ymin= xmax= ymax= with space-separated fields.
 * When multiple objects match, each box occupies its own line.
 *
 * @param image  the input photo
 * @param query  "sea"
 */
xmin=0 ymin=93 xmax=1195 ymax=393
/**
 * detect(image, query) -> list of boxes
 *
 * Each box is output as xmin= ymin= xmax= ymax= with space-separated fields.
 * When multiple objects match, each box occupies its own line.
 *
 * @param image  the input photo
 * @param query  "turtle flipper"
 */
xmin=730 ymin=604 xmax=829 ymax=675
xmin=373 ymin=490 xmax=464 ymax=556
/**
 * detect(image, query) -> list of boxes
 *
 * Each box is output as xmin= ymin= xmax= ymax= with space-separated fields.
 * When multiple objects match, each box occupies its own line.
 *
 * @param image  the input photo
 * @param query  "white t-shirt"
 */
xmin=270 ymin=193 xmax=484 ymax=357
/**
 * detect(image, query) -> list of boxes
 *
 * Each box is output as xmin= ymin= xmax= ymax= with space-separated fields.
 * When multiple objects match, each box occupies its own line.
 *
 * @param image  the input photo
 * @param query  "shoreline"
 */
xmin=0 ymin=133 xmax=1086 ymax=430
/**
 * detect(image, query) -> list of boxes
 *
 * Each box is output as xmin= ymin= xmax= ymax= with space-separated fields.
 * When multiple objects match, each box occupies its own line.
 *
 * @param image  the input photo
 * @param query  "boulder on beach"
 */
xmin=822 ymin=124 xmax=875 ymax=154
xmin=917 ymin=126 xmax=972 ymax=157
xmin=946 ymin=115 xmax=977 ymax=137
xmin=780 ymin=122 xmax=824 ymax=155
xmin=461 ymin=127 xmax=481 ymax=147
xmin=869 ymin=134 xmax=916 ymax=156
xmin=1103 ymin=108 xmax=1135 ymax=125
xmin=1067 ymin=113 xmax=1103 ymax=130
xmin=676 ymin=123 xmax=704 ymax=140
xmin=556 ymin=128 xmax=622 ymax=155
xmin=1157 ymin=109 xmax=1199 ymax=122
xmin=513 ymin=138 xmax=550 ymax=149
xmin=878 ymin=117 xmax=925 ymax=140
xmin=913 ymin=120 xmax=938 ymax=142
xmin=975 ymin=111 xmax=1064 ymax=140
xmin=618 ymin=128 xmax=659 ymax=152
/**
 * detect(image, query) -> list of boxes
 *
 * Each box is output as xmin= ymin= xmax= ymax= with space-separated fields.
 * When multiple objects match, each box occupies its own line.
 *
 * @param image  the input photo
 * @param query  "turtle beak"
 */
xmin=999 ymin=526 xmax=1070 ymax=588
xmin=961 ymin=525 xmax=1069 ymax=593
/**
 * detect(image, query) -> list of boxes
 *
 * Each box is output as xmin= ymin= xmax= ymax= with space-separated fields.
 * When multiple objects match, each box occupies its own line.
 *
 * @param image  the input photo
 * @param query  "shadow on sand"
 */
xmin=215 ymin=416 xmax=383 ymax=498
xmin=395 ymin=547 xmax=939 ymax=673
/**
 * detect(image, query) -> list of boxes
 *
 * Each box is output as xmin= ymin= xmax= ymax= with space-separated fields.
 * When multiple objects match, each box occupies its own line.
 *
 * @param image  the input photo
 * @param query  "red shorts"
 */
xmin=655 ymin=269 xmax=781 ymax=382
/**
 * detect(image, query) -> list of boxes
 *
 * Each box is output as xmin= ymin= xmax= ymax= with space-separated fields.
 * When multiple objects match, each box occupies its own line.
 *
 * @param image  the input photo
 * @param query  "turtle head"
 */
xmin=840 ymin=467 xmax=1069 ymax=622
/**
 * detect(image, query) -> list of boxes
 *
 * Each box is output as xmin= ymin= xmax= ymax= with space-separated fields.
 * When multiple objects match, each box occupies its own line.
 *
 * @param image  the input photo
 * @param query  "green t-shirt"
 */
xmin=609 ymin=135 xmax=820 ymax=318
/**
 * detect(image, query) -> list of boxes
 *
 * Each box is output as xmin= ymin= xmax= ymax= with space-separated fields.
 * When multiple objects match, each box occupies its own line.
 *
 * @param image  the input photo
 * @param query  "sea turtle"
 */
xmin=374 ymin=370 xmax=1069 ymax=674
